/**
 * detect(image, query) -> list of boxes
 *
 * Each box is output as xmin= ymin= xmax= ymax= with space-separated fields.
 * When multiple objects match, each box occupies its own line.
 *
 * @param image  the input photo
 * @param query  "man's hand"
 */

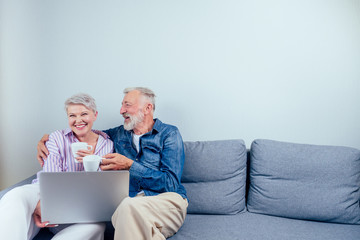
xmin=33 ymin=201 xmax=58 ymax=228
xmin=37 ymin=134 xmax=50 ymax=167
xmin=101 ymin=153 xmax=134 ymax=171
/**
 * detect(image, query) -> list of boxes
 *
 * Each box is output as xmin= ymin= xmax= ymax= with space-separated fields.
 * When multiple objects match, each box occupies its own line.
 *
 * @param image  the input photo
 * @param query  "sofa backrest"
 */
xmin=182 ymin=139 xmax=247 ymax=214
xmin=247 ymin=139 xmax=360 ymax=225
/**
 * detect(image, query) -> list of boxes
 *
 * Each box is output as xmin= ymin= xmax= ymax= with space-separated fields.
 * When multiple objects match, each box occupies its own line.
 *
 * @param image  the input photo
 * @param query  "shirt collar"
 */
xmin=125 ymin=118 xmax=162 ymax=136
xmin=64 ymin=128 xmax=73 ymax=136
xmin=151 ymin=118 xmax=162 ymax=134
xmin=64 ymin=128 xmax=110 ymax=140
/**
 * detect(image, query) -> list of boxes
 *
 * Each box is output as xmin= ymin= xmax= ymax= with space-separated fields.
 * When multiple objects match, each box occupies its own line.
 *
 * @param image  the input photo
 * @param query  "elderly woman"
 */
xmin=0 ymin=93 xmax=113 ymax=240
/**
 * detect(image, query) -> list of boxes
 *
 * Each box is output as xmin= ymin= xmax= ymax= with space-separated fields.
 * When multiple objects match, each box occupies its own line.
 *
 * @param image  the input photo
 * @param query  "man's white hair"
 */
xmin=124 ymin=87 xmax=156 ymax=111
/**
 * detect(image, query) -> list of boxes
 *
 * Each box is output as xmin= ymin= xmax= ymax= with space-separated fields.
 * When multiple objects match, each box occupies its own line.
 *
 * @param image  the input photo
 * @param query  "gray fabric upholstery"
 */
xmin=247 ymin=139 xmax=360 ymax=224
xmin=169 ymin=212 xmax=360 ymax=240
xmin=0 ymin=175 xmax=36 ymax=199
xmin=182 ymin=140 xmax=247 ymax=214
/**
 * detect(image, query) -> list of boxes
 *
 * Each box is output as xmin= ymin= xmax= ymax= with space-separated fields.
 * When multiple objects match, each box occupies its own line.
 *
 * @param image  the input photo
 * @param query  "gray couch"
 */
xmin=1 ymin=139 xmax=360 ymax=239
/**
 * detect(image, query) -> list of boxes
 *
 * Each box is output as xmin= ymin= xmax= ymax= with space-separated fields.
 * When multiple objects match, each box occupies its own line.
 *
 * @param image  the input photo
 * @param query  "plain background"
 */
xmin=1 ymin=0 xmax=359 ymax=190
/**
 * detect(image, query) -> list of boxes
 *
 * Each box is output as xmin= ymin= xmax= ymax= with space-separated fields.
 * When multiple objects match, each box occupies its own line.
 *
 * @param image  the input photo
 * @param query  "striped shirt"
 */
xmin=32 ymin=128 xmax=114 ymax=183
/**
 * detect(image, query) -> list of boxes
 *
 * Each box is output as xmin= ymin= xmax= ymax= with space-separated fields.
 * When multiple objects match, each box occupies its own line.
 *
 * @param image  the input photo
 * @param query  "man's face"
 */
xmin=120 ymin=90 xmax=145 ymax=131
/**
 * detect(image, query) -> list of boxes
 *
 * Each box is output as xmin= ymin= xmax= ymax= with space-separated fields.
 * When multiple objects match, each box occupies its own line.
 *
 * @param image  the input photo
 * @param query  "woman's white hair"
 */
xmin=64 ymin=93 xmax=97 ymax=113
xmin=124 ymin=87 xmax=156 ymax=111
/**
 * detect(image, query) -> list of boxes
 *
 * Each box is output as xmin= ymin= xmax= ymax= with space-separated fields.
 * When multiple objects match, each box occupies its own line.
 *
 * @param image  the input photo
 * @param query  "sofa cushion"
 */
xmin=0 ymin=175 xmax=36 ymax=200
xmin=247 ymin=139 xmax=360 ymax=224
xmin=182 ymin=140 xmax=247 ymax=214
xmin=169 ymin=212 xmax=360 ymax=240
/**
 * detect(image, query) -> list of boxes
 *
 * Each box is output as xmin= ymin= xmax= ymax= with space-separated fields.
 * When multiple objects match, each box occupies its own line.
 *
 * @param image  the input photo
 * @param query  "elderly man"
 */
xmin=37 ymin=87 xmax=188 ymax=240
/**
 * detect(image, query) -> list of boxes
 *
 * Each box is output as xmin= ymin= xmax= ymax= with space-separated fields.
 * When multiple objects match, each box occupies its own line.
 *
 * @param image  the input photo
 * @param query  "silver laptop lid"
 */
xmin=39 ymin=171 xmax=129 ymax=224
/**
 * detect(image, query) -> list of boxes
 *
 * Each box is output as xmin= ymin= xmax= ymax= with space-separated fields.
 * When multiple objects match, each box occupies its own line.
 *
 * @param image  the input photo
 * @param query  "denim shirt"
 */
xmin=104 ymin=119 xmax=187 ymax=199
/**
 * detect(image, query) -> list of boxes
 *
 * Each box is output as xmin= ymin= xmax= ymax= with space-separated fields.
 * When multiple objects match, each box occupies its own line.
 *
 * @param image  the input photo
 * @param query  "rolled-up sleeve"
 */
xmin=43 ymin=132 xmax=64 ymax=172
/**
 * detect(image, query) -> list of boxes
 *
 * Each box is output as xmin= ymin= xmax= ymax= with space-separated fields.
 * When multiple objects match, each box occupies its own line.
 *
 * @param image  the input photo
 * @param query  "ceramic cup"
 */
xmin=71 ymin=142 xmax=93 ymax=163
xmin=83 ymin=155 xmax=102 ymax=172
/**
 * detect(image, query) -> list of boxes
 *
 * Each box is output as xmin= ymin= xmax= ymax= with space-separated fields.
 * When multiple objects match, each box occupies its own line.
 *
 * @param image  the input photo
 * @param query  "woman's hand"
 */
xmin=37 ymin=134 xmax=50 ymax=167
xmin=33 ymin=201 xmax=58 ymax=228
xmin=75 ymin=149 xmax=93 ymax=163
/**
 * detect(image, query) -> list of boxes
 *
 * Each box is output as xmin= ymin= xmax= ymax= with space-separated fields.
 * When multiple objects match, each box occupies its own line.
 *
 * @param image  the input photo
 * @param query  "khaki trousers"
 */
xmin=112 ymin=192 xmax=188 ymax=240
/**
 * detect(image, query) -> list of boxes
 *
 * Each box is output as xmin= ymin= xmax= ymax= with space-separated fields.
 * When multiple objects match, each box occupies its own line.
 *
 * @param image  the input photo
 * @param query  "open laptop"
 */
xmin=39 ymin=171 xmax=129 ymax=224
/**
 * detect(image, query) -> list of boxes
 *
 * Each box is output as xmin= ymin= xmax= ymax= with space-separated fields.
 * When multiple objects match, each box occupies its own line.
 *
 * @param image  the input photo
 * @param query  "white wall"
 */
xmin=1 ymin=0 xmax=359 ymax=190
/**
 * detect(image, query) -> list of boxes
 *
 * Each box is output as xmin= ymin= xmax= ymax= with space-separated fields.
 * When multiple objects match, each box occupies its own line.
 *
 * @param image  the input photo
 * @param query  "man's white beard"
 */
xmin=123 ymin=110 xmax=145 ymax=131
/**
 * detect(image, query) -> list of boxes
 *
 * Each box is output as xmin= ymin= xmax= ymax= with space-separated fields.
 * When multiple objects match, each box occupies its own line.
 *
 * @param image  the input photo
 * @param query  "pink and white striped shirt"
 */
xmin=32 ymin=128 xmax=114 ymax=183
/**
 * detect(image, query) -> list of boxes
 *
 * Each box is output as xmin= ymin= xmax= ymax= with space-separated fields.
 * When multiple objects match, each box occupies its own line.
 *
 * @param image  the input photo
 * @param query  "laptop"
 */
xmin=39 ymin=171 xmax=129 ymax=224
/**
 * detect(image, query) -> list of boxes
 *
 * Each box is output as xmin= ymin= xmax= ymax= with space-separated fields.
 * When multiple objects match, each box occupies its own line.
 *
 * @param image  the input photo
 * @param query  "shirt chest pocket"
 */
xmin=141 ymin=144 xmax=161 ymax=169
xmin=116 ymin=141 xmax=136 ymax=157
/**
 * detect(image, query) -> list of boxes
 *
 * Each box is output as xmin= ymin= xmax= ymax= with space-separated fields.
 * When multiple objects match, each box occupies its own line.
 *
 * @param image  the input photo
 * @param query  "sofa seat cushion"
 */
xmin=247 ymin=139 xmax=360 ymax=224
xmin=0 ymin=174 xmax=36 ymax=199
xmin=182 ymin=140 xmax=247 ymax=214
xmin=169 ymin=212 xmax=360 ymax=240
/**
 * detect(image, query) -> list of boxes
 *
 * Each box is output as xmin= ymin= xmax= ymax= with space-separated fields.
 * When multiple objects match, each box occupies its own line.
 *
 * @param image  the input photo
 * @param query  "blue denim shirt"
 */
xmin=104 ymin=119 xmax=187 ymax=199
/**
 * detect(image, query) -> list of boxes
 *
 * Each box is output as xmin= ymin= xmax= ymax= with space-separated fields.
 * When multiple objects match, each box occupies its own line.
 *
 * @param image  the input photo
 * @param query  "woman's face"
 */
xmin=67 ymin=104 xmax=97 ymax=139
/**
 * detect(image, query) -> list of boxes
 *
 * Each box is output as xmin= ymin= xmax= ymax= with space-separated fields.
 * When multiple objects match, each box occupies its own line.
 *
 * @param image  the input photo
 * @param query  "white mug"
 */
xmin=83 ymin=155 xmax=102 ymax=172
xmin=71 ymin=142 xmax=93 ymax=163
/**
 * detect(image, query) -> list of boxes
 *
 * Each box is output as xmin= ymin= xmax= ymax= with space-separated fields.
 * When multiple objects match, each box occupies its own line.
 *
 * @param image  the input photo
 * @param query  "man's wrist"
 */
xmin=127 ymin=159 xmax=134 ymax=170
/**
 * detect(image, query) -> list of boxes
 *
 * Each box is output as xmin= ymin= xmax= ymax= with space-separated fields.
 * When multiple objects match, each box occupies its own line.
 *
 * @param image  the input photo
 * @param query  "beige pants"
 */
xmin=112 ymin=192 xmax=188 ymax=240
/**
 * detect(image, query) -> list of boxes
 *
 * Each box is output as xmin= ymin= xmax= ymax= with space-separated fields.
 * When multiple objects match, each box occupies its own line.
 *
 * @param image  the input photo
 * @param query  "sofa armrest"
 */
xmin=0 ymin=174 xmax=37 ymax=199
